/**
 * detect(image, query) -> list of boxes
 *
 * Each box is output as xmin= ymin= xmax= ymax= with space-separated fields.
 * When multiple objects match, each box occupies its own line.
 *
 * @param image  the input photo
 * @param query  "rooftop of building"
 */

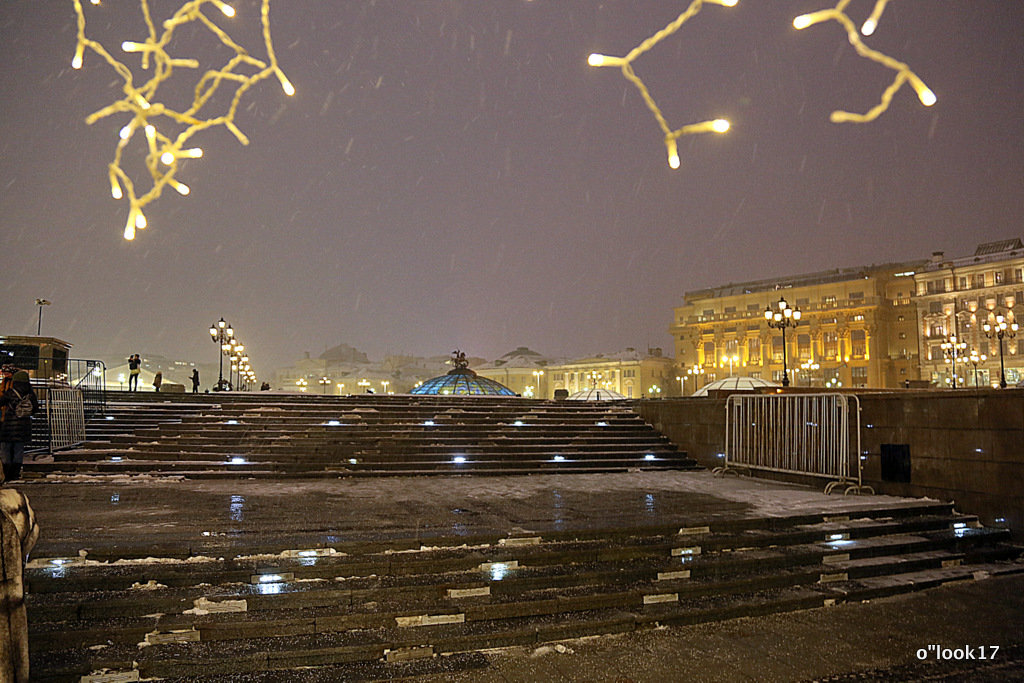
xmin=922 ymin=237 xmax=1024 ymax=272
xmin=683 ymin=260 xmax=927 ymax=303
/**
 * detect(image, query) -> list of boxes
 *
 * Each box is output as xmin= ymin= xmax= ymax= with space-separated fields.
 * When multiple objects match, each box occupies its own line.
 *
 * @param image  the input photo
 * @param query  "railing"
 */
xmin=715 ymin=393 xmax=872 ymax=495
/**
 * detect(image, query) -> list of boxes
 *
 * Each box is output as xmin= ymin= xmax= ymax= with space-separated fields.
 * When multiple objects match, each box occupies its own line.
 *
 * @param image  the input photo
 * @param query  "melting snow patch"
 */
xmin=184 ymin=597 xmax=247 ymax=615
xmin=130 ymin=580 xmax=168 ymax=590
xmin=530 ymin=644 xmax=573 ymax=658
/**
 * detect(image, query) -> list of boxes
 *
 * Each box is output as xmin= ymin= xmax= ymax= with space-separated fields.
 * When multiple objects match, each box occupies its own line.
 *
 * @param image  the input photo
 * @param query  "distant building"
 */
xmin=475 ymin=347 xmax=551 ymax=398
xmin=913 ymin=239 xmax=1024 ymax=387
xmin=669 ymin=262 xmax=925 ymax=392
xmin=547 ymin=348 xmax=674 ymax=399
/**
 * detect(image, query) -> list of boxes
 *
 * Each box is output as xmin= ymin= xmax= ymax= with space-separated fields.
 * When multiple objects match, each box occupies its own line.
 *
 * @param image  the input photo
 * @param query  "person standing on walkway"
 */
xmin=0 ymin=371 xmax=38 ymax=483
xmin=127 ymin=354 xmax=141 ymax=392
xmin=0 ymin=486 xmax=40 ymax=682
xmin=153 ymin=371 xmax=162 ymax=393
xmin=190 ymin=369 xmax=200 ymax=394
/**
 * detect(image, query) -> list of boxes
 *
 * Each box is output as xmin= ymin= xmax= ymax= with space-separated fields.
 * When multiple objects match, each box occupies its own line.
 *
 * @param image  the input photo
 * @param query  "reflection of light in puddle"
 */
xmin=110 ymin=456 xmax=123 ymax=462
xmin=230 ymin=495 xmax=245 ymax=522
xmin=552 ymin=455 xmax=565 ymax=462
xmin=226 ymin=420 xmax=238 ymax=425
xmin=553 ymin=490 xmax=564 ymax=531
xmin=645 ymin=493 xmax=656 ymax=514
xmin=324 ymin=420 xmax=342 ymax=426
xmin=489 ymin=563 xmax=509 ymax=581
xmin=596 ymin=421 xmax=608 ymax=426
xmin=453 ymin=456 xmax=467 ymax=464
xmin=256 ymin=582 xmax=284 ymax=595
xmin=348 ymin=458 xmax=358 ymax=465
xmin=110 ymin=493 xmax=120 ymax=504
xmin=826 ymin=540 xmax=855 ymax=548
xmin=644 ymin=454 xmax=656 ymax=461
xmin=513 ymin=420 xmax=525 ymax=426
xmin=228 ymin=457 xmax=247 ymax=465
xmin=423 ymin=420 xmax=435 ymax=426
xmin=105 ymin=416 xmax=115 ymax=421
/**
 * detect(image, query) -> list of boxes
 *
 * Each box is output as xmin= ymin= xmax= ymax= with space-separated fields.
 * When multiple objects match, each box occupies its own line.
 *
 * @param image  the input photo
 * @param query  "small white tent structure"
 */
xmin=691 ymin=376 xmax=779 ymax=397
xmin=567 ymin=388 xmax=627 ymax=401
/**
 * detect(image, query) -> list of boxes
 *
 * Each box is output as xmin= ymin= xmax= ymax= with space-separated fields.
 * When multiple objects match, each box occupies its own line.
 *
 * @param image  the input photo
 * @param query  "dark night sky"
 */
xmin=2 ymin=1 xmax=1022 ymax=373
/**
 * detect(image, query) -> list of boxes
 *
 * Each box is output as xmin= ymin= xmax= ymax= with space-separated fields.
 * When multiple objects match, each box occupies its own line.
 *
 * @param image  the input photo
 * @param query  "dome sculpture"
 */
xmin=410 ymin=350 xmax=516 ymax=396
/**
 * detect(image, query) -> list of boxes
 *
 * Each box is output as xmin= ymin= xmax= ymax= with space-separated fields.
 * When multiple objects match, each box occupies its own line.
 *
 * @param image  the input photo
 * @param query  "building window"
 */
xmin=852 ymin=314 xmax=865 ymax=322
xmin=823 ymin=331 xmax=839 ymax=359
xmin=995 ymin=271 xmax=1004 ymax=284
xmin=972 ymin=274 xmax=985 ymax=289
xmin=747 ymin=338 xmax=761 ymax=364
xmin=703 ymin=309 xmax=715 ymax=317
xmin=749 ymin=371 xmax=761 ymax=379
xmin=897 ymin=315 xmax=905 ymax=322
xmin=850 ymin=291 xmax=864 ymax=300
xmin=851 ymin=330 xmax=866 ymax=358
xmin=797 ymin=334 xmax=811 ymax=360
xmin=929 ymin=323 xmax=945 ymax=337
xmin=823 ymin=295 xmax=837 ymax=308
xmin=553 ymin=373 xmax=564 ymax=381
xmin=772 ymin=337 xmax=784 ymax=362
xmin=772 ymin=370 xmax=787 ymax=383
xmin=929 ymin=302 xmax=942 ymax=314
xmin=747 ymin=303 xmax=760 ymax=311
xmin=724 ymin=306 xmax=736 ymax=314
xmin=851 ymin=366 xmax=868 ymax=386
xmin=702 ymin=342 xmax=715 ymax=365
xmin=796 ymin=298 xmax=809 ymax=307
xmin=958 ymin=276 xmax=968 ymax=290
xmin=725 ymin=339 xmax=739 ymax=355
xmin=899 ymin=332 xmax=907 ymax=339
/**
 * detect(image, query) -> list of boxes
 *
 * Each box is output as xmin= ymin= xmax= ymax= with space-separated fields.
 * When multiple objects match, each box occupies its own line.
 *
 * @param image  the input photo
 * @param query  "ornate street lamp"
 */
xmin=686 ymin=365 xmax=704 ymax=394
xmin=940 ymin=335 xmax=967 ymax=388
xmin=295 ymin=377 xmax=308 ymax=393
xmin=722 ymin=353 xmax=740 ymax=377
xmin=532 ymin=370 xmax=545 ymax=398
xmin=319 ymin=376 xmax=332 ymax=394
xmin=209 ymin=318 xmax=233 ymax=391
xmin=983 ymin=312 xmax=1018 ymax=388
xmin=765 ymin=297 xmax=801 ymax=387
xmin=968 ymin=349 xmax=987 ymax=388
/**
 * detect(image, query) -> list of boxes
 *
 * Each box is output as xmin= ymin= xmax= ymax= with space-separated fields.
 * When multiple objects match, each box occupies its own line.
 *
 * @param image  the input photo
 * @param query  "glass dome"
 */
xmin=567 ymin=388 xmax=627 ymax=401
xmin=410 ymin=368 xmax=516 ymax=396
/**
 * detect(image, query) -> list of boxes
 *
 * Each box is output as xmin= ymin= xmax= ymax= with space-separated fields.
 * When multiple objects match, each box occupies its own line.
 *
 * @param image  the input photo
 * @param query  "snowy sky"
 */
xmin=2 ymin=1 xmax=1022 ymax=373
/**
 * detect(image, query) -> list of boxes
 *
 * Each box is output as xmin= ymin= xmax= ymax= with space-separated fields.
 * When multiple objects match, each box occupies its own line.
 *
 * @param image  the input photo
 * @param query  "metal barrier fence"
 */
xmin=716 ymin=393 xmax=872 ymax=495
xmin=2 ymin=355 xmax=106 ymax=452
xmin=46 ymin=388 xmax=87 ymax=451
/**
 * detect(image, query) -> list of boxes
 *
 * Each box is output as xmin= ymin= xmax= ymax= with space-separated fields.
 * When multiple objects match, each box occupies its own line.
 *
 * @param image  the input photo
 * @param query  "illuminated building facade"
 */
xmin=670 ymin=263 xmax=924 ymax=392
xmin=546 ymin=348 xmax=674 ymax=399
xmin=913 ymin=239 xmax=1024 ymax=388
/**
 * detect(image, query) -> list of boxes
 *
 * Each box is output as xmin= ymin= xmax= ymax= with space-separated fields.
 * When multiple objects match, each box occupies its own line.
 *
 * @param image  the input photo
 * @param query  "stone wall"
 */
xmin=634 ymin=389 xmax=1024 ymax=538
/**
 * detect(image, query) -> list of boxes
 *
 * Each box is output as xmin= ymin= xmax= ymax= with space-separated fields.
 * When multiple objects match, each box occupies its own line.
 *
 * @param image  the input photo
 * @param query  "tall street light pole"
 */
xmin=35 ymin=299 xmax=51 ymax=335
xmin=983 ymin=312 xmax=1018 ymax=389
xmin=765 ymin=297 xmax=801 ymax=388
xmin=209 ymin=318 xmax=233 ymax=391
xmin=940 ymin=335 xmax=967 ymax=388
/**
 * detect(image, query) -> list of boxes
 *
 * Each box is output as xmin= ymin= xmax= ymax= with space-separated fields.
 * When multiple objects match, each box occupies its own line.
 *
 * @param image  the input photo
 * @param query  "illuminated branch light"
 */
xmin=588 ymin=0 xmax=736 ymax=169
xmin=71 ymin=0 xmax=294 ymax=240
xmin=793 ymin=0 xmax=935 ymax=124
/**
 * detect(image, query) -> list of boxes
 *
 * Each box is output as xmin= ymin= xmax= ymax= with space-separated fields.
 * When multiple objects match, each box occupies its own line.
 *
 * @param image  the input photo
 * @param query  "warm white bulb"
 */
xmin=588 ymin=53 xmax=605 ymax=67
xmin=712 ymin=119 xmax=730 ymax=133
xmin=793 ymin=14 xmax=813 ymax=30
xmin=861 ymin=18 xmax=877 ymax=36
xmin=161 ymin=152 xmax=175 ymax=164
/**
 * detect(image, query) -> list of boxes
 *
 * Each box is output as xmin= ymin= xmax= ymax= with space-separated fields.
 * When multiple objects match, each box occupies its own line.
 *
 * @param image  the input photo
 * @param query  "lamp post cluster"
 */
xmin=983 ymin=311 xmax=1018 ymax=389
xmin=765 ymin=297 xmax=801 ymax=387
xmin=940 ymin=335 xmax=967 ymax=388
xmin=209 ymin=318 xmax=257 ymax=391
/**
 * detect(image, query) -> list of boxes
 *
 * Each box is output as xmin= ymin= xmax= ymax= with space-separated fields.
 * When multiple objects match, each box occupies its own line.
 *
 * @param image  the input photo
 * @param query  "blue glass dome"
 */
xmin=410 ymin=368 xmax=515 ymax=396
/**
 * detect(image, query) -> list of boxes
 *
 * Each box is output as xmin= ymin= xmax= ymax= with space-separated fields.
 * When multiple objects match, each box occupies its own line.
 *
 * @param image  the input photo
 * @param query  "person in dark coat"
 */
xmin=190 ymin=369 xmax=200 ymax=394
xmin=127 ymin=354 xmax=141 ymax=391
xmin=0 ymin=371 xmax=38 ymax=483
xmin=152 ymin=371 xmax=162 ymax=393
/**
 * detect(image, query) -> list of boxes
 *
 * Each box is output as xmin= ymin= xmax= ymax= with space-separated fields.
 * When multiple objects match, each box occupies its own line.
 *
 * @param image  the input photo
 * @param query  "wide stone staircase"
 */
xmin=28 ymin=394 xmax=698 ymax=478
xmin=27 ymin=498 xmax=1022 ymax=681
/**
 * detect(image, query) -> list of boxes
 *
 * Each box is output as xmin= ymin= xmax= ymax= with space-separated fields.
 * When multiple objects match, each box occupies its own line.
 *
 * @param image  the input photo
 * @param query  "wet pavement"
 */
xmin=22 ymin=471 xmax=936 ymax=556
xmin=17 ymin=470 xmax=1024 ymax=681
